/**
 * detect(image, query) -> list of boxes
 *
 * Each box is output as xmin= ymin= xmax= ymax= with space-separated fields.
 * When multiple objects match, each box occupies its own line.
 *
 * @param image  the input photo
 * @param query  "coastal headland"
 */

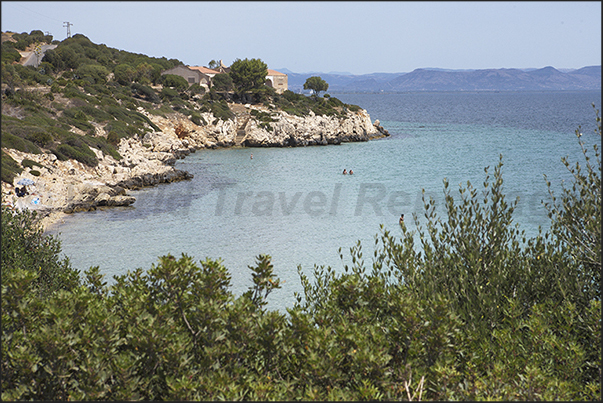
xmin=2 ymin=103 xmax=389 ymax=231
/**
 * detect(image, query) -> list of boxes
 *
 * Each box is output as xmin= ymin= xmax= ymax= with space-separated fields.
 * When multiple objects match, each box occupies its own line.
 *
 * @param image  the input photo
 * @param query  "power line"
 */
xmin=6 ymin=3 xmax=64 ymax=24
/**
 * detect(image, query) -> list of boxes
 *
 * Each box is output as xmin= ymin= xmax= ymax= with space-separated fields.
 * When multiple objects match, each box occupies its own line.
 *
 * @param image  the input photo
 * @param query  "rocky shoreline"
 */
xmin=1 ymin=103 xmax=389 ymax=232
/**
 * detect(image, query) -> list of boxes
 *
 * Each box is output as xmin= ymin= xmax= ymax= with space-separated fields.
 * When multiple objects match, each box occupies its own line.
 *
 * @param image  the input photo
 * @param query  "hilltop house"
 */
xmin=266 ymin=69 xmax=288 ymax=94
xmin=161 ymin=61 xmax=288 ymax=93
xmin=188 ymin=65 xmax=220 ymax=79
xmin=161 ymin=65 xmax=212 ymax=89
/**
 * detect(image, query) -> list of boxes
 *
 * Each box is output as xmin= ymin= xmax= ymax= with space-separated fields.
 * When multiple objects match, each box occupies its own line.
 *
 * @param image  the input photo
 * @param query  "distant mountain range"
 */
xmin=278 ymin=66 xmax=601 ymax=93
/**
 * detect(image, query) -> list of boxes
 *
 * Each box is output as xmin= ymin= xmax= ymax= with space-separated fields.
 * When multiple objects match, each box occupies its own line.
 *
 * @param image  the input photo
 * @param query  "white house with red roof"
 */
xmin=162 ymin=61 xmax=288 ymax=93
xmin=266 ymin=69 xmax=288 ymax=94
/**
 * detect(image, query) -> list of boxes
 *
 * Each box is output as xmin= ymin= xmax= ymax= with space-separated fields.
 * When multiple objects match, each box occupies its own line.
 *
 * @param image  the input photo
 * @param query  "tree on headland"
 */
xmin=304 ymin=76 xmax=329 ymax=98
xmin=229 ymin=58 xmax=268 ymax=94
xmin=212 ymin=72 xmax=233 ymax=91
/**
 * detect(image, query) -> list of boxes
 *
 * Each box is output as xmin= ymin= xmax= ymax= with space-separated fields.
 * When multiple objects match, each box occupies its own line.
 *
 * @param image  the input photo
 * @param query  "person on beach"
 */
xmin=343 ymin=169 xmax=347 ymax=175
xmin=16 ymin=187 xmax=27 ymax=197
xmin=251 ymin=153 xmax=253 ymax=159
xmin=399 ymin=213 xmax=405 ymax=224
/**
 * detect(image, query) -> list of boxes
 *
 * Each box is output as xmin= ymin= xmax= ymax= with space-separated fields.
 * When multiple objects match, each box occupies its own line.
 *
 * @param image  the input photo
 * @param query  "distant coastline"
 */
xmin=284 ymin=66 xmax=602 ymax=93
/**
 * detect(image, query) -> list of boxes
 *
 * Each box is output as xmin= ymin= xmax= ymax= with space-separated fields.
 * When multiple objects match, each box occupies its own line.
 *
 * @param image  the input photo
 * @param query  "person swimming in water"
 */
xmin=349 ymin=169 xmax=354 ymax=175
xmin=343 ymin=169 xmax=347 ymax=174
xmin=399 ymin=213 xmax=405 ymax=224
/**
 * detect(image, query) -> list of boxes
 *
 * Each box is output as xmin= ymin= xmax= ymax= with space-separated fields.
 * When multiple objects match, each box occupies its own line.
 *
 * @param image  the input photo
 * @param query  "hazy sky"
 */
xmin=2 ymin=1 xmax=601 ymax=75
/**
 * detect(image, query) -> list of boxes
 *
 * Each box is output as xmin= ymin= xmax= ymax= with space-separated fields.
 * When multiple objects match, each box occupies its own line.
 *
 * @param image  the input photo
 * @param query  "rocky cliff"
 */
xmin=1 ymin=103 xmax=388 ymax=230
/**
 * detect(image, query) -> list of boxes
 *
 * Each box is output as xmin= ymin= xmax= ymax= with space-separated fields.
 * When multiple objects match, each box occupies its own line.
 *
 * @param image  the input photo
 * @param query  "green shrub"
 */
xmin=29 ymin=170 xmax=41 ymax=176
xmin=212 ymin=73 xmax=233 ymax=91
xmin=161 ymin=74 xmax=189 ymax=91
xmin=0 ymin=132 xmax=42 ymax=154
xmin=21 ymin=159 xmax=43 ymax=169
xmin=25 ymin=131 xmax=53 ymax=148
xmin=1 ymin=151 xmax=23 ymax=184
xmin=62 ymin=85 xmax=89 ymax=100
xmin=188 ymin=83 xmax=205 ymax=96
xmin=189 ymin=111 xmax=206 ymax=126
xmin=106 ymin=105 xmax=129 ymax=121
xmin=79 ymin=105 xmax=113 ymax=122
xmin=251 ymin=109 xmax=276 ymax=123
xmin=202 ymin=100 xmax=233 ymax=121
xmin=106 ymin=131 xmax=121 ymax=146
xmin=1 ymin=45 xmax=22 ymax=63
xmin=160 ymin=86 xmax=179 ymax=101
xmin=75 ymin=63 xmax=110 ymax=85
xmin=62 ymin=108 xmax=94 ymax=132
xmin=114 ymin=63 xmax=136 ymax=85
xmin=1 ymin=205 xmax=80 ymax=297
xmin=131 ymin=83 xmax=160 ymax=103
xmin=53 ymin=140 xmax=98 ymax=167
xmin=328 ymin=96 xmax=344 ymax=107
xmin=82 ymin=134 xmax=121 ymax=160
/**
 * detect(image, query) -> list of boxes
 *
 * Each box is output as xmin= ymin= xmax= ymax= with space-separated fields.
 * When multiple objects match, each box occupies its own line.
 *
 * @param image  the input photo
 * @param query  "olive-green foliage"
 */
xmin=20 ymin=158 xmax=43 ymax=170
xmin=544 ymin=105 xmax=601 ymax=302
xmin=1 ymin=150 xmax=23 ymax=184
xmin=62 ymin=107 xmax=95 ymax=132
xmin=270 ymin=89 xmax=353 ymax=118
xmin=251 ymin=109 xmax=276 ymax=132
xmin=1 ymin=132 xmax=42 ymax=154
xmin=188 ymin=82 xmax=205 ymax=96
xmin=160 ymin=86 xmax=179 ymax=101
xmin=161 ymin=74 xmax=189 ymax=91
xmin=3 ymin=85 xmax=45 ymax=108
xmin=229 ymin=58 xmax=268 ymax=93
xmin=198 ymin=97 xmax=234 ymax=122
xmin=304 ymin=76 xmax=329 ymax=97
xmin=81 ymin=135 xmax=122 ymax=161
xmin=1 ymin=63 xmax=22 ymax=92
xmin=52 ymin=134 xmax=98 ymax=167
xmin=187 ymin=111 xmax=206 ymax=126
xmin=1 ymin=206 xmax=80 ymax=297
xmin=212 ymin=72 xmax=233 ymax=91
xmin=131 ymin=82 xmax=160 ymax=103
xmin=6 ymin=64 xmax=53 ymax=86
xmin=251 ymin=109 xmax=276 ymax=123
xmin=75 ymin=63 xmax=110 ymax=85
xmin=113 ymin=63 xmax=136 ymax=85
xmin=9 ymin=30 xmax=53 ymax=51
xmin=1 ymin=42 xmax=22 ymax=63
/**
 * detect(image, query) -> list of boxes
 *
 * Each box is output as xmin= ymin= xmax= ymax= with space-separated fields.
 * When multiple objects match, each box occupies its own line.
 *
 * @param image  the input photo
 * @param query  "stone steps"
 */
xmin=235 ymin=116 xmax=250 ymax=146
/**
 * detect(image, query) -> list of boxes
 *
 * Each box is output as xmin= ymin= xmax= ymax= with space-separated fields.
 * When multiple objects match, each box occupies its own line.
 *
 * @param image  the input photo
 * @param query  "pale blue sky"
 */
xmin=2 ymin=1 xmax=601 ymax=75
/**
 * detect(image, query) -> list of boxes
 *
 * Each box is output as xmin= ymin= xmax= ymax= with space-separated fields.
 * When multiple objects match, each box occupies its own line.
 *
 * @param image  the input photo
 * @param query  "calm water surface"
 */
xmin=48 ymin=91 xmax=601 ymax=310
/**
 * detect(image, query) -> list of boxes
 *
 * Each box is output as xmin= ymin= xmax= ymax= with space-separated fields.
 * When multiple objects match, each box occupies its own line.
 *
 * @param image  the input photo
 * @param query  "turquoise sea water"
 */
xmin=48 ymin=91 xmax=601 ymax=310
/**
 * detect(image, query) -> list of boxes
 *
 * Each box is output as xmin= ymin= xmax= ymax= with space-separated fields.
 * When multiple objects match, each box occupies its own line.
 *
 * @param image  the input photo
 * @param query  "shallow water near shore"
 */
xmin=48 ymin=90 xmax=601 ymax=311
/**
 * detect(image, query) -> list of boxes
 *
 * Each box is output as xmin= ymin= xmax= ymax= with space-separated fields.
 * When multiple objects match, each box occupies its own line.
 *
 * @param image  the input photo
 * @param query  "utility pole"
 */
xmin=63 ymin=21 xmax=72 ymax=38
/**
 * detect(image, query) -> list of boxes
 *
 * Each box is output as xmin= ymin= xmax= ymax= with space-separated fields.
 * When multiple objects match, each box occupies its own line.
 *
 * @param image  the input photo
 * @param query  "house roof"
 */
xmin=188 ymin=66 xmax=219 ymax=75
xmin=267 ymin=69 xmax=287 ymax=76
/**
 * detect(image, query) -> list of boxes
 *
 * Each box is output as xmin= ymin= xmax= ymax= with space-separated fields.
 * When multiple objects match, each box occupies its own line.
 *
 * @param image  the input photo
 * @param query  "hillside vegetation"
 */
xmin=1 ymin=31 xmax=360 ymax=184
